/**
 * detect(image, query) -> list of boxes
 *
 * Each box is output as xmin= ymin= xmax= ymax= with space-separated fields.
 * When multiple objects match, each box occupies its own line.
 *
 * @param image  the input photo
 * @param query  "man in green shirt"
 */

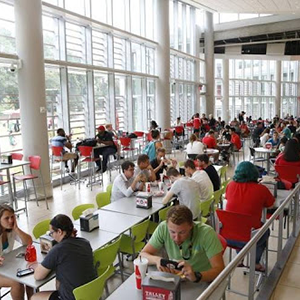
xmin=141 ymin=205 xmax=224 ymax=283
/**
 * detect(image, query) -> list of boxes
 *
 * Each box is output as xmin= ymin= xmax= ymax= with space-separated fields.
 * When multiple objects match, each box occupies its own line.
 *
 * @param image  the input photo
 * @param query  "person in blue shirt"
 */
xmin=267 ymin=131 xmax=280 ymax=147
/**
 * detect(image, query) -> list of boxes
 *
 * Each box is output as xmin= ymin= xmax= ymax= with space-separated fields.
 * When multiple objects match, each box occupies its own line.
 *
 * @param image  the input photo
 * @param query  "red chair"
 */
xmin=218 ymin=234 xmax=227 ymax=256
xmin=78 ymin=146 xmax=102 ymax=191
xmin=119 ymin=137 xmax=137 ymax=159
xmin=146 ymin=132 xmax=153 ymax=142
xmin=134 ymin=131 xmax=145 ymax=154
xmin=275 ymin=165 xmax=300 ymax=186
xmin=51 ymin=146 xmax=65 ymax=190
xmin=13 ymin=156 xmax=49 ymax=215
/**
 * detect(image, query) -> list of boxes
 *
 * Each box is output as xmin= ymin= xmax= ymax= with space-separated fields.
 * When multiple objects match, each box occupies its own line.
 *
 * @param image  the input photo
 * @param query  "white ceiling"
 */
xmin=189 ymin=0 xmax=300 ymax=14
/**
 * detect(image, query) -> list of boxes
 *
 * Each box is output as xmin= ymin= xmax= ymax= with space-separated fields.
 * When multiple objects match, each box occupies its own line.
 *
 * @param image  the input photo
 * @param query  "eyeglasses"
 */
xmin=49 ymin=230 xmax=55 ymax=237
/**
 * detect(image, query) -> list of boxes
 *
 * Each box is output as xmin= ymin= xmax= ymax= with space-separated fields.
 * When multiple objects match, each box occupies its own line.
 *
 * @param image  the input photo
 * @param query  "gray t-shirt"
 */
xmin=42 ymin=237 xmax=97 ymax=300
xmin=170 ymin=177 xmax=201 ymax=219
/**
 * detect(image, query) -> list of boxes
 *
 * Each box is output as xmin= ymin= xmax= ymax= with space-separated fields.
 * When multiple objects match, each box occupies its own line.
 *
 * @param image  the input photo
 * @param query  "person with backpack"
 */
xmin=142 ymin=130 xmax=162 ymax=161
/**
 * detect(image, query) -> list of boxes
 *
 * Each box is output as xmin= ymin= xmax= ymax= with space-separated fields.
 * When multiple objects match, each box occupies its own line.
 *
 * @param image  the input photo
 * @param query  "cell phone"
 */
xmin=16 ymin=268 xmax=34 ymax=277
xmin=16 ymin=252 xmax=25 ymax=258
xmin=160 ymin=259 xmax=183 ymax=270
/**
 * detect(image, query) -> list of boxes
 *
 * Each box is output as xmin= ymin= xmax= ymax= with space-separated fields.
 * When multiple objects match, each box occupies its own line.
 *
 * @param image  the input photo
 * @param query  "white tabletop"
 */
xmin=75 ymin=210 xmax=144 ymax=235
xmin=101 ymin=197 xmax=166 ymax=218
xmin=213 ymin=165 xmax=223 ymax=173
xmin=74 ymin=225 xmax=120 ymax=251
xmin=205 ymin=148 xmax=219 ymax=155
xmin=254 ymin=147 xmax=276 ymax=153
xmin=107 ymin=271 xmax=208 ymax=300
xmin=0 ymin=160 xmax=30 ymax=171
xmin=0 ymin=242 xmax=55 ymax=289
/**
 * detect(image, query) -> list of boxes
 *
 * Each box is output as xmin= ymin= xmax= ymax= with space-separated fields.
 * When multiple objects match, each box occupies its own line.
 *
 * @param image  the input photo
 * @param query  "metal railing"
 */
xmin=197 ymin=182 xmax=300 ymax=300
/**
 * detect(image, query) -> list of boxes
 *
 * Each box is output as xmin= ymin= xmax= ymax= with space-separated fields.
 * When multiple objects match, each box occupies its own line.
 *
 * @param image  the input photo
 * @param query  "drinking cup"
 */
xmin=133 ymin=257 xmax=148 ymax=289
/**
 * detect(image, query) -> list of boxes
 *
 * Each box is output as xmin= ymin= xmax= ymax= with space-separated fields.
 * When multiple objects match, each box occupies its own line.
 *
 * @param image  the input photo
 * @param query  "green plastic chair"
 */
xmin=119 ymin=219 xmax=150 ymax=259
xmin=219 ymin=164 xmax=228 ymax=183
xmin=222 ymin=177 xmax=231 ymax=190
xmin=32 ymin=219 xmax=51 ymax=239
xmin=106 ymin=184 xmax=113 ymax=197
xmin=200 ymin=195 xmax=215 ymax=217
xmin=96 ymin=191 xmax=111 ymax=208
xmin=213 ymin=187 xmax=225 ymax=209
xmin=178 ymin=161 xmax=185 ymax=167
xmin=73 ymin=266 xmax=110 ymax=300
xmin=94 ymin=236 xmax=123 ymax=295
xmin=72 ymin=204 xmax=95 ymax=220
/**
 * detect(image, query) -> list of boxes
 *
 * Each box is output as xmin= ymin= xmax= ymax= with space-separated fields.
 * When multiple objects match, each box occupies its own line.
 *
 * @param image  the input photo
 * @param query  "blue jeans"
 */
xmin=226 ymin=228 xmax=270 ymax=264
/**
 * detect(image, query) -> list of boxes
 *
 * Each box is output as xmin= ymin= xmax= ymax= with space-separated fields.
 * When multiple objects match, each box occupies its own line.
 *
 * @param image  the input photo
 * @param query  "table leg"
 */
xmin=6 ymin=169 xmax=14 ymax=206
xmin=267 ymin=153 xmax=270 ymax=173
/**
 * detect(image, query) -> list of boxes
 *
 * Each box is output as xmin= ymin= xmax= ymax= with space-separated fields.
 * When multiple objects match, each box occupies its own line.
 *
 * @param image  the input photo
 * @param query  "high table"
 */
xmin=0 ymin=160 xmax=30 ymax=206
xmin=74 ymin=224 xmax=120 ymax=251
xmin=107 ymin=271 xmax=208 ymax=300
xmin=0 ymin=242 xmax=55 ymax=291
xmin=74 ymin=210 xmax=144 ymax=235
xmin=101 ymin=197 xmax=165 ymax=218
xmin=253 ymin=147 xmax=276 ymax=173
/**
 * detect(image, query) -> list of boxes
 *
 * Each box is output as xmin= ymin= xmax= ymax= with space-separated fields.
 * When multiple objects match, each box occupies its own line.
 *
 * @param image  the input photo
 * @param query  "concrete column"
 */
xmin=275 ymin=60 xmax=281 ymax=117
xmin=204 ymin=11 xmax=214 ymax=116
xmin=14 ymin=0 xmax=52 ymax=197
xmin=222 ymin=58 xmax=230 ymax=123
xmin=155 ymin=0 xmax=170 ymax=130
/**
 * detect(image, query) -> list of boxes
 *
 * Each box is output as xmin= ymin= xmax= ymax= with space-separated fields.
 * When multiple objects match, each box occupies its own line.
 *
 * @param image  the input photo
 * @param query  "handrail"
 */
xmin=197 ymin=182 xmax=300 ymax=300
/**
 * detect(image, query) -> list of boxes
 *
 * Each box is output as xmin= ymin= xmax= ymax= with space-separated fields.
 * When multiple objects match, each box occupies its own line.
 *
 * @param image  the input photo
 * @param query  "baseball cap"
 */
xmin=97 ymin=125 xmax=105 ymax=131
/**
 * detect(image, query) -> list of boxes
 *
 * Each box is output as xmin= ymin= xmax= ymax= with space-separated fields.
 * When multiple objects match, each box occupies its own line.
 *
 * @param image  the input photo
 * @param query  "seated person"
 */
xmin=184 ymin=159 xmax=213 ymax=202
xmin=197 ymin=154 xmax=220 ymax=191
xmin=51 ymin=128 xmax=78 ymax=173
xmin=267 ymin=131 xmax=280 ymax=147
xmin=32 ymin=214 xmax=97 ymax=300
xmin=141 ymin=205 xmax=225 ymax=282
xmin=186 ymin=134 xmax=205 ymax=158
xmin=0 ymin=205 xmax=33 ymax=300
xmin=150 ymin=148 xmax=176 ymax=181
xmin=149 ymin=120 xmax=159 ymax=131
xmin=275 ymin=139 xmax=300 ymax=167
xmin=202 ymin=130 xmax=217 ymax=149
xmin=260 ymin=128 xmax=270 ymax=147
xmin=162 ymin=167 xmax=201 ymax=219
xmin=229 ymin=127 xmax=242 ymax=151
xmin=226 ymin=161 xmax=275 ymax=271
xmin=94 ymin=125 xmax=117 ymax=173
xmin=142 ymin=130 xmax=163 ymax=161
xmin=134 ymin=154 xmax=156 ymax=184
xmin=111 ymin=161 xmax=145 ymax=202
xmin=240 ymin=121 xmax=250 ymax=138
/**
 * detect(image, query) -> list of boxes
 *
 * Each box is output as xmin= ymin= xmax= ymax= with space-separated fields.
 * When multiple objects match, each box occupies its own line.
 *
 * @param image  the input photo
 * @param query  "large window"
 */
xmin=0 ymin=2 xmax=15 ymax=54
xmin=94 ymin=72 xmax=109 ymax=127
xmin=66 ymin=22 xmax=86 ymax=63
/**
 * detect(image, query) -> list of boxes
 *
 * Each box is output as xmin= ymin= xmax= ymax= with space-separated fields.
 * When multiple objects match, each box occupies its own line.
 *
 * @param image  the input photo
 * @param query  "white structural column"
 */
xmin=155 ymin=0 xmax=171 ymax=130
xmin=275 ymin=60 xmax=281 ymax=117
xmin=195 ymin=25 xmax=201 ymax=113
xmin=204 ymin=11 xmax=214 ymax=116
xmin=222 ymin=58 xmax=230 ymax=123
xmin=14 ymin=0 xmax=52 ymax=197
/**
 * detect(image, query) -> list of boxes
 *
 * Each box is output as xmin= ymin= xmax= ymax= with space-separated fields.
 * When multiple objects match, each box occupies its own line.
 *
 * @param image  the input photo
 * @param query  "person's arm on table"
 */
xmin=162 ymin=191 xmax=174 ymax=205
xmin=34 ymin=264 xmax=51 ymax=281
xmin=153 ymin=160 xmax=165 ymax=174
xmin=177 ymin=252 xmax=225 ymax=282
xmin=147 ymin=164 xmax=156 ymax=182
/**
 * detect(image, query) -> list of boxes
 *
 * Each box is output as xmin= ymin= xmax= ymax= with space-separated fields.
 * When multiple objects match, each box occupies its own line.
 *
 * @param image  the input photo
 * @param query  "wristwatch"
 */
xmin=193 ymin=271 xmax=202 ymax=283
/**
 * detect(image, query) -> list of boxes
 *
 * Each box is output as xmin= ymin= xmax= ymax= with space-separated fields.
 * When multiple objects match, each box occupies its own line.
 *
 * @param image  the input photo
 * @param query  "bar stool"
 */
xmin=78 ymin=146 xmax=102 ymax=191
xmin=13 ymin=155 xmax=49 ymax=216
xmin=51 ymin=146 xmax=65 ymax=190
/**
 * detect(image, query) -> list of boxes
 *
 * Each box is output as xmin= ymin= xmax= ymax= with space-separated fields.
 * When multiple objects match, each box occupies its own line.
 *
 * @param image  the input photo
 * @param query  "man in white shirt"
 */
xmin=184 ymin=159 xmax=213 ymax=202
xmin=162 ymin=167 xmax=201 ymax=219
xmin=111 ymin=161 xmax=145 ymax=202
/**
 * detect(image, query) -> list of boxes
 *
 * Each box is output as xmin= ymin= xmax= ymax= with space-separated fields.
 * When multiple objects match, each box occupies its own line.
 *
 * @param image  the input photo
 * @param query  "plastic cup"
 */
xmin=158 ymin=182 xmax=164 ymax=192
xmin=146 ymin=182 xmax=151 ymax=193
xmin=160 ymin=173 xmax=164 ymax=182
xmin=134 ymin=257 xmax=148 ymax=290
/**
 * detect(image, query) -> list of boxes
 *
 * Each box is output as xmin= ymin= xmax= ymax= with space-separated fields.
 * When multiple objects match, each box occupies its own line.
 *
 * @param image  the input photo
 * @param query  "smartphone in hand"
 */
xmin=160 ymin=259 xmax=183 ymax=270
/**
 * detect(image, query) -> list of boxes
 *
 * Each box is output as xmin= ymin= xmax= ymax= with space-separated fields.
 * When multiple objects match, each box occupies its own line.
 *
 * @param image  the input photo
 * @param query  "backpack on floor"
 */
xmin=142 ymin=141 xmax=156 ymax=161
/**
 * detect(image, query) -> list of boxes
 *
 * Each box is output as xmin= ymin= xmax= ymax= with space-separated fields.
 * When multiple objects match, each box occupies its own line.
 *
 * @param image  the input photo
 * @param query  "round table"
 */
xmin=204 ymin=148 xmax=220 ymax=155
xmin=253 ymin=147 xmax=277 ymax=173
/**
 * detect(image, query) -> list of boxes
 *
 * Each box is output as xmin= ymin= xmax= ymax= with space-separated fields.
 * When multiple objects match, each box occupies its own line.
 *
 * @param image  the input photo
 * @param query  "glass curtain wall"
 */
xmin=169 ymin=0 xmax=202 ymax=124
xmin=215 ymin=58 xmax=300 ymax=120
xmin=0 ymin=0 xmax=158 ymax=154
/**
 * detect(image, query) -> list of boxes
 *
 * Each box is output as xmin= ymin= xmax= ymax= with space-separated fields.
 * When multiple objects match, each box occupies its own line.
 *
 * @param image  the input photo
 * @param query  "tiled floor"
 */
xmin=3 ymin=147 xmax=300 ymax=300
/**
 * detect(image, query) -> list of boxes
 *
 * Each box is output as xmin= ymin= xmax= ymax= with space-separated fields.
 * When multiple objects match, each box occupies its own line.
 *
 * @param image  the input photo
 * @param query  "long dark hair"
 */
xmin=0 ymin=204 xmax=14 ymax=235
xmin=50 ymin=214 xmax=74 ymax=240
xmin=283 ymin=139 xmax=300 ymax=162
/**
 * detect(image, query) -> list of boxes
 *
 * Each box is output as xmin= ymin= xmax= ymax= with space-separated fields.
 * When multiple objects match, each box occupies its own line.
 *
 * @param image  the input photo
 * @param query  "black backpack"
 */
xmin=76 ymin=138 xmax=97 ymax=151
